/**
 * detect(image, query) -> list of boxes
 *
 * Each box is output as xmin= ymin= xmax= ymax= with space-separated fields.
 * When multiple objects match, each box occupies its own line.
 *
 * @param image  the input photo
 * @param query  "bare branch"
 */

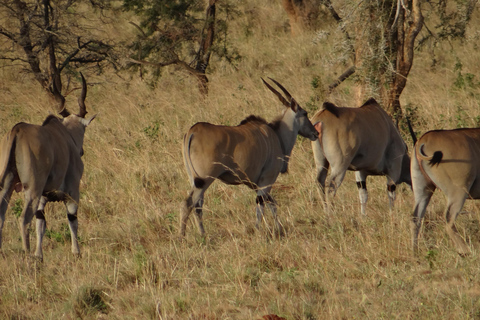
xmin=127 ymin=58 xmax=180 ymax=68
xmin=0 ymin=26 xmax=18 ymax=42
xmin=328 ymin=66 xmax=356 ymax=93
xmin=129 ymin=21 xmax=147 ymax=38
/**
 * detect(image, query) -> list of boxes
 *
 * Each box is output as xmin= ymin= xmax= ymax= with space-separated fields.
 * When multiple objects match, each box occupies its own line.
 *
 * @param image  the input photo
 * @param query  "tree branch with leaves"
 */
xmin=123 ymin=0 xmax=239 ymax=95
xmin=0 ymin=0 xmax=115 ymax=112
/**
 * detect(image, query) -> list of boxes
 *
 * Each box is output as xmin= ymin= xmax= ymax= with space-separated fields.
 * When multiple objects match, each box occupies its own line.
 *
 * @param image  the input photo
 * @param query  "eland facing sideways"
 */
xmin=310 ymin=98 xmax=411 ymax=215
xmin=180 ymin=78 xmax=318 ymax=237
xmin=411 ymin=128 xmax=480 ymax=255
xmin=0 ymin=73 xmax=95 ymax=261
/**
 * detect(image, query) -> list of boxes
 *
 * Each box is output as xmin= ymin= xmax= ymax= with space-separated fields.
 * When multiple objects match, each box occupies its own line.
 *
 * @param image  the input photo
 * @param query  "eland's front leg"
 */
xmin=0 ymin=172 xmax=15 ymax=250
xmin=19 ymin=193 xmax=41 ymax=255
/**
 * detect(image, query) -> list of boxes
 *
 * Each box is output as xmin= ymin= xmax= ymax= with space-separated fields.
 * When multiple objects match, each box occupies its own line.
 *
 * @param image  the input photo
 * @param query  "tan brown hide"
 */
xmin=184 ymin=119 xmax=284 ymax=189
xmin=411 ymin=128 xmax=480 ymax=255
xmin=180 ymin=78 xmax=318 ymax=237
xmin=310 ymin=98 xmax=411 ymax=215
xmin=0 ymin=74 xmax=95 ymax=261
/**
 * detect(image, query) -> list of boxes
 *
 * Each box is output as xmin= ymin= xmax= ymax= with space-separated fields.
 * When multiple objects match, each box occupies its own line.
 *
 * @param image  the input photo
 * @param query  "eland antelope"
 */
xmin=310 ymin=98 xmax=411 ymax=215
xmin=411 ymin=128 xmax=480 ymax=255
xmin=0 ymin=73 xmax=95 ymax=260
xmin=180 ymin=78 xmax=318 ymax=237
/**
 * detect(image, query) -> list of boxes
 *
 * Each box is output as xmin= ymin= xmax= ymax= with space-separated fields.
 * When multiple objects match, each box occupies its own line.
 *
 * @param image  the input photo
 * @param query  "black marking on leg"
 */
xmin=256 ymin=194 xmax=274 ymax=205
xmin=356 ymin=181 xmax=367 ymax=190
xmin=35 ymin=210 xmax=45 ymax=220
xmin=387 ymin=184 xmax=396 ymax=192
xmin=44 ymin=191 xmax=66 ymax=202
xmin=194 ymin=178 xmax=205 ymax=189
xmin=67 ymin=214 xmax=77 ymax=221
xmin=256 ymin=195 xmax=264 ymax=205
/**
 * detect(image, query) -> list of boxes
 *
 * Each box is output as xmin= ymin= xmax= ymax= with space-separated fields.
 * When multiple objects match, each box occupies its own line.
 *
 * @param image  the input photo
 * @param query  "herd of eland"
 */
xmin=1 ymin=73 xmax=480 ymax=260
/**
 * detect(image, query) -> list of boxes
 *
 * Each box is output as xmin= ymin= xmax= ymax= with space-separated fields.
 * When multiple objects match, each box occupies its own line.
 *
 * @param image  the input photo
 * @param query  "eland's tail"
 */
xmin=418 ymin=143 xmax=443 ymax=167
xmin=0 ymin=129 xmax=17 ymax=186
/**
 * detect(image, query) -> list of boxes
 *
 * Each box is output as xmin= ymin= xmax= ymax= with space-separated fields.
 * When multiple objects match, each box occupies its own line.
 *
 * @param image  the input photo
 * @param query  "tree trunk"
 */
xmin=385 ymin=0 xmax=423 ymax=121
xmin=194 ymin=0 xmax=216 ymax=95
xmin=14 ymin=0 xmax=49 ymax=91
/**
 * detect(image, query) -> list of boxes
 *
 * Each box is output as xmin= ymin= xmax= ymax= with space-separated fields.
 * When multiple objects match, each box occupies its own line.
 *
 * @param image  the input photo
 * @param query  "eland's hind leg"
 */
xmin=312 ymin=139 xmax=330 ymax=212
xmin=411 ymin=159 xmax=435 ymax=254
xmin=180 ymin=178 xmax=212 ymax=237
xmin=326 ymin=166 xmax=348 ymax=210
xmin=0 ymin=172 xmax=15 ymax=250
xmin=411 ymin=189 xmax=433 ymax=254
xmin=19 ymin=192 xmax=41 ymax=254
xmin=444 ymin=192 xmax=469 ymax=255
xmin=386 ymin=176 xmax=397 ymax=211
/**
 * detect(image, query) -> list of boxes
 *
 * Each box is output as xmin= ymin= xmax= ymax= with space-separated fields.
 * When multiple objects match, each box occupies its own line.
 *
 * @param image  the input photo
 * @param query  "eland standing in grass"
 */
xmin=411 ymin=128 xmax=480 ymax=255
xmin=0 ymin=73 xmax=95 ymax=261
xmin=310 ymin=98 xmax=411 ymax=215
xmin=180 ymin=78 xmax=318 ymax=237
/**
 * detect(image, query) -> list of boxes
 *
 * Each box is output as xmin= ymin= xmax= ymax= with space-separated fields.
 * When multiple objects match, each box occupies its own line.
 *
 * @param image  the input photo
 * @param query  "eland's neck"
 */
xmin=63 ymin=119 xmax=87 ymax=155
xmin=273 ymin=109 xmax=298 ymax=172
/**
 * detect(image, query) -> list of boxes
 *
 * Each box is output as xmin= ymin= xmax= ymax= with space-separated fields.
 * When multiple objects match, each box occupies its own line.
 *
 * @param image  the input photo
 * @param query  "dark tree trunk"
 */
xmin=194 ymin=0 xmax=216 ymax=95
xmin=385 ymin=0 xmax=423 ymax=121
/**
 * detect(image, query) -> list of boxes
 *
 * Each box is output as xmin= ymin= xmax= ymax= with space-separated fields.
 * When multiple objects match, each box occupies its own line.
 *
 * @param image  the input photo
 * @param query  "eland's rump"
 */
xmin=411 ymin=127 xmax=480 ymax=255
xmin=0 ymin=74 xmax=95 ymax=261
xmin=310 ymin=98 xmax=411 ymax=215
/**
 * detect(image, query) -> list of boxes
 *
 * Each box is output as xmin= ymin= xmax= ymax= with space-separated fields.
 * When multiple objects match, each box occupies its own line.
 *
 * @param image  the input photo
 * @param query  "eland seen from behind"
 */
xmin=411 ymin=128 xmax=480 ymax=255
xmin=310 ymin=98 xmax=411 ymax=215
xmin=0 ymin=73 xmax=96 ymax=261
xmin=180 ymin=78 xmax=318 ymax=237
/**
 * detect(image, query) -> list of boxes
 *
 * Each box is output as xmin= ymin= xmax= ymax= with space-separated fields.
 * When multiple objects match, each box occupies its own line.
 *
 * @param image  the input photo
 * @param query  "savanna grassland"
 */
xmin=1 ymin=1 xmax=480 ymax=319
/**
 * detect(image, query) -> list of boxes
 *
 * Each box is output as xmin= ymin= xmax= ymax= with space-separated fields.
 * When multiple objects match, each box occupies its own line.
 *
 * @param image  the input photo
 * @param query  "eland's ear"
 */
xmin=80 ymin=114 xmax=97 ymax=127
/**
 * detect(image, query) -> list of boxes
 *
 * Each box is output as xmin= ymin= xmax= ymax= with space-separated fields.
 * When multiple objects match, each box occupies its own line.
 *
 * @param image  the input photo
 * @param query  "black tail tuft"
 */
xmin=194 ymin=178 xmax=205 ymax=189
xmin=429 ymin=151 xmax=443 ymax=166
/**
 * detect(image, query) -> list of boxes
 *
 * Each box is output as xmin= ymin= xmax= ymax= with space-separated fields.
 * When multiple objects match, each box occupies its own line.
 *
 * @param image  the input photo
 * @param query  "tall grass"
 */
xmin=1 ymin=1 xmax=480 ymax=319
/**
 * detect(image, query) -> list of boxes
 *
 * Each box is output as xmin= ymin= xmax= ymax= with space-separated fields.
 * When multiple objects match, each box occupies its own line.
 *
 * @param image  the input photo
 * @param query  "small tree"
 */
xmin=123 ymin=0 xmax=239 ymax=95
xmin=0 ymin=0 xmax=115 ymax=112
xmin=321 ymin=0 xmax=477 ymax=121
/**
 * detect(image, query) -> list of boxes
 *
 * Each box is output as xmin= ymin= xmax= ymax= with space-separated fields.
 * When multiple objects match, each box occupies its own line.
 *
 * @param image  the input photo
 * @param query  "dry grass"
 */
xmin=1 ymin=1 xmax=480 ymax=319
